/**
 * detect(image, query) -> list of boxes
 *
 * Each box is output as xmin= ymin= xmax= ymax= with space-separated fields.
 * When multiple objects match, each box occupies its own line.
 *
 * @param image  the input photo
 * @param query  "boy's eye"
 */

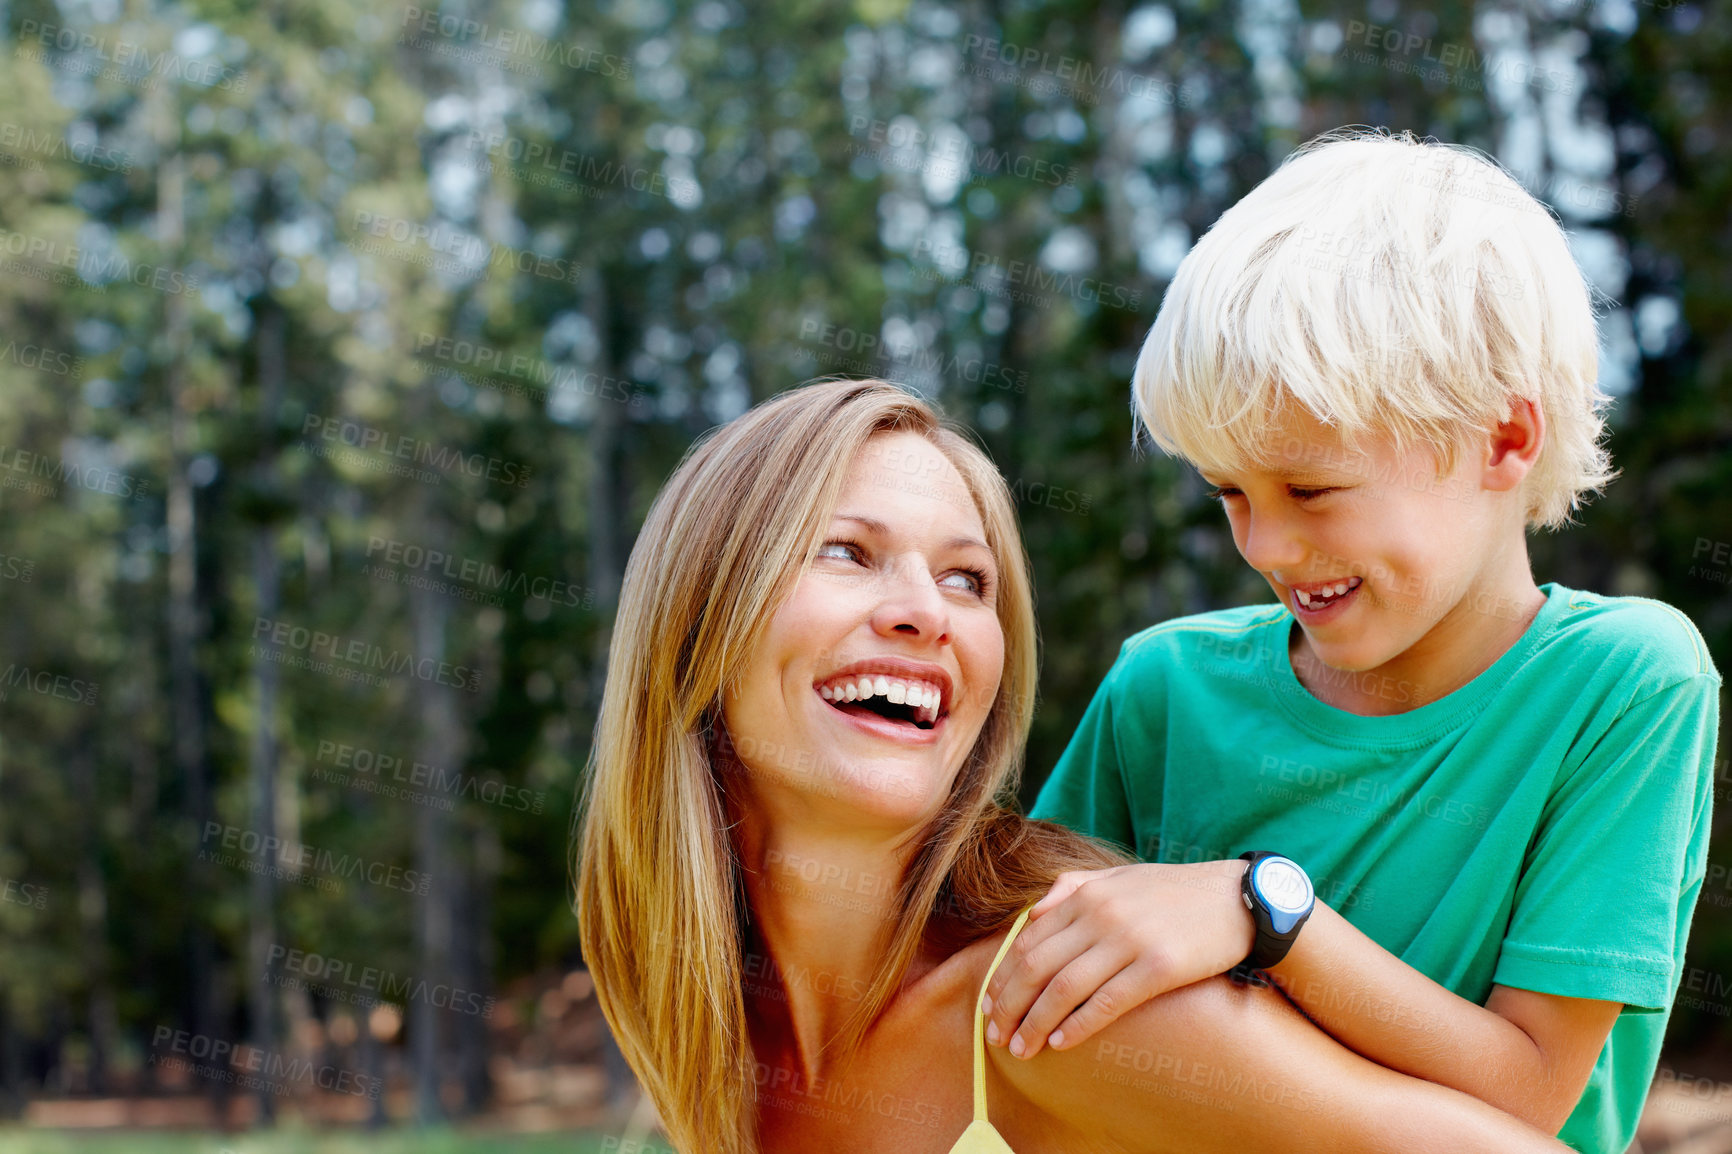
xmin=1289 ymin=486 xmax=1336 ymax=501
xmin=1205 ymin=486 xmax=1242 ymax=501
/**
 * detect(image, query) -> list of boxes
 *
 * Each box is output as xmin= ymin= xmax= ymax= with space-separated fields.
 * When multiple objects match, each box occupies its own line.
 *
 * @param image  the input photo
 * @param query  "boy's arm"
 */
xmin=982 ymin=860 xmax=1619 ymax=1133
xmin=988 ymin=670 xmax=1718 ymax=1132
xmin=1264 ymin=897 xmax=1623 ymax=1133
xmin=992 ymin=960 xmax=1580 ymax=1154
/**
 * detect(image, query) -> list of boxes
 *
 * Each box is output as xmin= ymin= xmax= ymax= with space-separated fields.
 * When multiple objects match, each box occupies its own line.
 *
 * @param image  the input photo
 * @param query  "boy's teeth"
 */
xmin=1295 ymin=575 xmax=1357 ymax=609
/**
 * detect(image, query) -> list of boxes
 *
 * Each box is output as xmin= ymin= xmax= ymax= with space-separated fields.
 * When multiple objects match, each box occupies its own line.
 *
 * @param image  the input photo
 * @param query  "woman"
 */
xmin=576 ymin=379 xmax=1571 ymax=1153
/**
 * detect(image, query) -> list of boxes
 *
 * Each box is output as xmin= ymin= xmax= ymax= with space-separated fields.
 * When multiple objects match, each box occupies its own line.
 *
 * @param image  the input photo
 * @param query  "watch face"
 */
xmin=1254 ymin=857 xmax=1313 ymax=914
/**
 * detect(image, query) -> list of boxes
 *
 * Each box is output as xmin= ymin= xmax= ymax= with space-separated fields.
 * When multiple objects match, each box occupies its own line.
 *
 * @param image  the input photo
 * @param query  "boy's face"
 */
xmin=1198 ymin=406 xmax=1530 ymax=685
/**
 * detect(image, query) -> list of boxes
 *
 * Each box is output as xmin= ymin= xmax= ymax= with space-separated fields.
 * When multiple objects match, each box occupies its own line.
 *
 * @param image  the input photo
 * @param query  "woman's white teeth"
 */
xmin=821 ymin=675 xmax=942 ymax=720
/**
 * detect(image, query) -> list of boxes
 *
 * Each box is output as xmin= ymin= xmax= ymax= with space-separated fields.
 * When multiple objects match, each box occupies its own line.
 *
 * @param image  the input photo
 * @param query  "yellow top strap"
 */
xmin=972 ymin=906 xmax=1035 ymax=1121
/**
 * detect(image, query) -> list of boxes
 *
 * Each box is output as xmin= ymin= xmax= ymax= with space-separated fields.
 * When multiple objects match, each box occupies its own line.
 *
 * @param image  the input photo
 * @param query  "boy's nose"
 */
xmin=1236 ymin=508 xmax=1310 ymax=574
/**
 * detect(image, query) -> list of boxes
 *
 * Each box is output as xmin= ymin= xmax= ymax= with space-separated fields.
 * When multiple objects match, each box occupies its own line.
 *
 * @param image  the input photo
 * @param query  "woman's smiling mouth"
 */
xmin=815 ymin=660 xmax=951 ymax=733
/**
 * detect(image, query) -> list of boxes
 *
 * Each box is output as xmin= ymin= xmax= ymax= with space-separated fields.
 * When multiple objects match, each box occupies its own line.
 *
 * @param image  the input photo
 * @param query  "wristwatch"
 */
xmin=1229 ymin=851 xmax=1315 ymax=984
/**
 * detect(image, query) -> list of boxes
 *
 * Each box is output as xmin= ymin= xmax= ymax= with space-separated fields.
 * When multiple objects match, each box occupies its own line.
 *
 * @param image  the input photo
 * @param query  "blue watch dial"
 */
xmin=1252 ymin=856 xmax=1314 ymax=933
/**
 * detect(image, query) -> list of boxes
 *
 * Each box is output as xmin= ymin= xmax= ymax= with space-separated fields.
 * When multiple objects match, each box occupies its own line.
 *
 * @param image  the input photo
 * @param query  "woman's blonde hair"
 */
xmin=1133 ymin=127 xmax=1617 ymax=529
xmin=576 ymin=379 xmax=1124 ymax=1153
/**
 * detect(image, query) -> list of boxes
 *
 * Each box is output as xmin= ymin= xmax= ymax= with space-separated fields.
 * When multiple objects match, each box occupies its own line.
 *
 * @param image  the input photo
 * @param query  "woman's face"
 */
xmin=722 ymin=430 xmax=1006 ymax=832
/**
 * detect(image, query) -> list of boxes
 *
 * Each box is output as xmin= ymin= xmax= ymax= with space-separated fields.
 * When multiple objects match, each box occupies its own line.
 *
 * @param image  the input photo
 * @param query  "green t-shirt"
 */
xmin=1030 ymin=582 xmax=1720 ymax=1154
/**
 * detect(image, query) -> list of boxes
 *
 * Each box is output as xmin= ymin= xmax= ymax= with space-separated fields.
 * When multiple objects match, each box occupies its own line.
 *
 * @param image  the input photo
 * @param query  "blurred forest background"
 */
xmin=0 ymin=0 xmax=1725 ymax=1148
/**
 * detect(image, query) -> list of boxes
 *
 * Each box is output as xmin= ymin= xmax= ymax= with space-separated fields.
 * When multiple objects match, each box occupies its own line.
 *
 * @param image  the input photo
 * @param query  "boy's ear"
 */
xmin=1480 ymin=398 xmax=1544 ymax=494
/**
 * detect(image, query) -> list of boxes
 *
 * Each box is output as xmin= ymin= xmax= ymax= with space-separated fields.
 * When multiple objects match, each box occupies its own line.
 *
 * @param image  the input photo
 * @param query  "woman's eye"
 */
xmin=939 ymin=567 xmax=991 ymax=596
xmin=816 ymin=540 xmax=863 ymax=563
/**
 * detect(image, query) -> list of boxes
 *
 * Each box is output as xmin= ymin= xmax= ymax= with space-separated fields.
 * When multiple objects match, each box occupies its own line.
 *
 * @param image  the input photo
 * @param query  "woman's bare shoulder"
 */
xmin=894 ymin=926 xmax=1009 ymax=1020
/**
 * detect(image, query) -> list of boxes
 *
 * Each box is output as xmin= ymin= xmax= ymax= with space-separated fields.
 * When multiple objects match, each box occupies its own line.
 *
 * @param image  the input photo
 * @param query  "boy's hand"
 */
xmin=981 ymin=859 xmax=1256 ymax=1059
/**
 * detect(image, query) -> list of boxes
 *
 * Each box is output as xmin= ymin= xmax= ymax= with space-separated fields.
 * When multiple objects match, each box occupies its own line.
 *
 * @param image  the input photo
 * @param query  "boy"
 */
xmin=980 ymin=131 xmax=1720 ymax=1154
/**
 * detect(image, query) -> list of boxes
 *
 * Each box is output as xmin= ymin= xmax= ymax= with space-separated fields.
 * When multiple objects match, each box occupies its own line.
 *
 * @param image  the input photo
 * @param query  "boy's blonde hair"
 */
xmin=1132 ymin=128 xmax=1616 ymax=529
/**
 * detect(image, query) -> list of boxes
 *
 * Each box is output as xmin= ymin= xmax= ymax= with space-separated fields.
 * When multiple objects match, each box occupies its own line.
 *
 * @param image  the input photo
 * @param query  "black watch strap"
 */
xmin=1238 ymin=850 xmax=1313 ymax=973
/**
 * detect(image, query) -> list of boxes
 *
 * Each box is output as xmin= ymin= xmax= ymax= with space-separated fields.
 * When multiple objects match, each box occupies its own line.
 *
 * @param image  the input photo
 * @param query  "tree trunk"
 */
xmin=70 ymin=747 xmax=116 ymax=1095
xmin=245 ymin=302 xmax=287 ymax=1125
xmin=409 ymin=517 xmax=462 ymax=1124
xmin=156 ymin=112 xmax=220 ymax=1105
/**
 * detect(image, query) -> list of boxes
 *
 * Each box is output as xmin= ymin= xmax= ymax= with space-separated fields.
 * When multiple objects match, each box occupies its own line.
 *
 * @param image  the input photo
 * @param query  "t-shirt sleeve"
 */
xmin=1028 ymin=645 xmax=1139 ymax=853
xmin=1493 ymin=671 xmax=1720 ymax=1011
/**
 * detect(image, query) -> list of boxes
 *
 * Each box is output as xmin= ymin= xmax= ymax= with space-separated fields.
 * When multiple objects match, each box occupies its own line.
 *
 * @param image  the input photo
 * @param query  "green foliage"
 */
xmin=0 ymin=0 xmax=1723 ymax=1125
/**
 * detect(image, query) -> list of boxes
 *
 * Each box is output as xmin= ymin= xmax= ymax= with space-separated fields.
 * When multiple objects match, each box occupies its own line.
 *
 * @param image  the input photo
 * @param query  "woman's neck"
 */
xmin=735 ymin=816 xmax=923 ymax=1086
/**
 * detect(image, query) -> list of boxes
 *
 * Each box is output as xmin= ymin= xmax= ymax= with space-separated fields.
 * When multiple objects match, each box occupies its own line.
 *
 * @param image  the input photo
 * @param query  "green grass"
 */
xmin=0 ymin=1130 xmax=636 ymax=1154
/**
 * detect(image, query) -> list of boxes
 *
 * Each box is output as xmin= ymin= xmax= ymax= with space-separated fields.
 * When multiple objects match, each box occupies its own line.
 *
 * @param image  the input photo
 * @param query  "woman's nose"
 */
xmin=869 ymin=556 xmax=950 ymax=643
